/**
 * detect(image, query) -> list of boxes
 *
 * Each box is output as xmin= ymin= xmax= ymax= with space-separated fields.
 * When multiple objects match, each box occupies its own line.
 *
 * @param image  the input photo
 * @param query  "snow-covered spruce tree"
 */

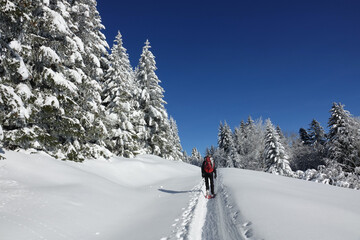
xmin=1 ymin=0 xmax=84 ymax=156
xmin=212 ymin=147 xmax=227 ymax=168
xmin=248 ymin=118 xmax=267 ymax=171
xmin=181 ymin=150 xmax=190 ymax=163
xmin=67 ymin=0 xmax=110 ymax=159
xmin=135 ymin=40 xmax=172 ymax=158
xmin=276 ymin=125 xmax=286 ymax=143
xmin=290 ymin=138 xmax=324 ymax=171
xmin=168 ymin=116 xmax=184 ymax=160
xmin=205 ymin=145 xmax=216 ymax=156
xmin=189 ymin=147 xmax=202 ymax=166
xmin=276 ymin=125 xmax=293 ymax=163
xmin=307 ymin=119 xmax=326 ymax=167
xmin=102 ymin=31 xmax=139 ymax=158
xmin=0 ymin=0 xmax=33 ymax=146
xmin=327 ymin=103 xmax=360 ymax=172
xmin=68 ymin=0 xmax=109 ymax=81
xmin=218 ymin=121 xmax=238 ymax=167
xmin=233 ymin=120 xmax=246 ymax=156
xmin=299 ymin=128 xmax=312 ymax=145
xmin=264 ymin=119 xmax=292 ymax=176
xmin=308 ymin=119 xmax=326 ymax=146
xmin=354 ymin=117 xmax=360 ymax=171
xmin=1 ymin=0 xmax=110 ymax=160
xmin=233 ymin=117 xmax=266 ymax=170
xmin=294 ymin=120 xmax=327 ymax=170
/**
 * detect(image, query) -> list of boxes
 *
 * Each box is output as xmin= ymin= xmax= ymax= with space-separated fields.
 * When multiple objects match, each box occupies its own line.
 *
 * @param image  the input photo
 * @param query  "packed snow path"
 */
xmin=166 ymin=172 xmax=254 ymax=240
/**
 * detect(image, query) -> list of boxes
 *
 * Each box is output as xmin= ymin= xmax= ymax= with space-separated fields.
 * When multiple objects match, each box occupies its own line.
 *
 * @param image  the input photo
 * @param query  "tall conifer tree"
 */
xmin=1 ymin=0 xmax=110 ymax=160
xmin=218 ymin=121 xmax=237 ymax=167
xmin=168 ymin=117 xmax=184 ymax=160
xmin=102 ymin=31 xmax=139 ymax=157
xmin=264 ymin=119 xmax=292 ymax=176
xmin=136 ymin=40 xmax=171 ymax=158
xmin=308 ymin=119 xmax=326 ymax=146
xmin=327 ymin=103 xmax=359 ymax=172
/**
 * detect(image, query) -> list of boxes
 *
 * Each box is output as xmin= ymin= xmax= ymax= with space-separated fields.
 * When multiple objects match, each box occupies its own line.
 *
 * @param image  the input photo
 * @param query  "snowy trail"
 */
xmin=164 ymin=181 xmax=206 ymax=240
xmin=201 ymin=174 xmax=252 ymax=240
xmin=187 ymin=182 xmax=207 ymax=240
xmin=166 ymin=172 xmax=255 ymax=240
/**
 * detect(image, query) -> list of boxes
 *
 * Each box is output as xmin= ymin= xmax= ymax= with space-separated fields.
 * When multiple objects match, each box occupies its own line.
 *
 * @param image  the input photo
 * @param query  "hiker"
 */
xmin=201 ymin=154 xmax=217 ymax=198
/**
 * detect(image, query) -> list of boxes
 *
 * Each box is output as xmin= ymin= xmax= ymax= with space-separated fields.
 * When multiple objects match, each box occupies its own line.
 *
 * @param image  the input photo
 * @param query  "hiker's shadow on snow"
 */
xmin=158 ymin=189 xmax=201 ymax=194
xmin=0 ymin=148 xmax=4 ymax=154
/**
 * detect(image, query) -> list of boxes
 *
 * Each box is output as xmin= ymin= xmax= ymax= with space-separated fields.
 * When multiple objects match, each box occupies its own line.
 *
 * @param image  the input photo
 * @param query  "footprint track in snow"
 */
xmin=164 ymin=172 xmax=258 ymax=240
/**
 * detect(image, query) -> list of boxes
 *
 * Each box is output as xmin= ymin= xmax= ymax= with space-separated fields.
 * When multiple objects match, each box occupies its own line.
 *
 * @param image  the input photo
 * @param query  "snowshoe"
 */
xmin=205 ymin=193 xmax=216 ymax=199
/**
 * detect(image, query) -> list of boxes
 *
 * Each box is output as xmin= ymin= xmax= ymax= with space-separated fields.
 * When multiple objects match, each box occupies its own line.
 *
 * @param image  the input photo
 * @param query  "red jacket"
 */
xmin=201 ymin=156 xmax=217 ymax=175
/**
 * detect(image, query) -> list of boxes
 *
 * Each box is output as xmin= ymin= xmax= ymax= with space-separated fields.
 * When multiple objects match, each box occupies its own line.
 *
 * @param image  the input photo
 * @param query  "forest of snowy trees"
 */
xmin=186 ymin=103 xmax=360 ymax=189
xmin=0 ymin=0 xmax=183 ymax=161
xmin=1 ymin=1 xmax=359 ymax=190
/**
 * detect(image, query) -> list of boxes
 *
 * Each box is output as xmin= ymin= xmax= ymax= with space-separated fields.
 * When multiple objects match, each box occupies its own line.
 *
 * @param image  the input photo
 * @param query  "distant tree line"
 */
xmin=188 ymin=103 xmax=360 ymax=189
xmin=0 ymin=0 xmax=183 ymax=161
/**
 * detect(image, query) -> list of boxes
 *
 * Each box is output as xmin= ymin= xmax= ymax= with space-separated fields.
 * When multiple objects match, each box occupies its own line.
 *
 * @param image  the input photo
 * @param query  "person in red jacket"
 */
xmin=201 ymin=154 xmax=217 ymax=198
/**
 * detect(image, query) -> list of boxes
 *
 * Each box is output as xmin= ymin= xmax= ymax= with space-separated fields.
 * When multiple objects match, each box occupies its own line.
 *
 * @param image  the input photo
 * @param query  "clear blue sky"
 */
xmin=97 ymin=0 xmax=360 ymax=156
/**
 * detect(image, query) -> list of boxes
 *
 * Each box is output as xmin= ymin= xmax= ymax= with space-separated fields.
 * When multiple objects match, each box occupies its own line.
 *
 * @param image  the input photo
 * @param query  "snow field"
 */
xmin=222 ymin=168 xmax=360 ymax=240
xmin=1 ymin=150 xmax=360 ymax=240
xmin=0 ymin=150 xmax=200 ymax=240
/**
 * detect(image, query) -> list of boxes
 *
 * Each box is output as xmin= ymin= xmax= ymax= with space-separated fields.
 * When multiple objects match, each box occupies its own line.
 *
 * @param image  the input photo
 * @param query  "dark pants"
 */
xmin=204 ymin=173 xmax=214 ymax=195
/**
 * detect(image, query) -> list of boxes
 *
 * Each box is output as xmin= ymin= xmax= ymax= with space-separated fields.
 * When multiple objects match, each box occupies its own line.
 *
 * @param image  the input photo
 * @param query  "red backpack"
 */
xmin=204 ymin=157 xmax=214 ymax=173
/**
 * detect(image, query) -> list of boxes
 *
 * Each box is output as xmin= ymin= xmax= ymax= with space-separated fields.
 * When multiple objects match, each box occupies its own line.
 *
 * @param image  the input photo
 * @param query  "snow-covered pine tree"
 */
xmin=276 ymin=124 xmax=293 ymax=161
xmin=218 ymin=121 xmax=237 ymax=167
xmin=1 ymin=0 xmax=85 ymax=157
xmin=291 ymin=120 xmax=326 ymax=172
xmin=234 ymin=120 xmax=246 ymax=156
xmin=327 ymin=103 xmax=359 ymax=172
xmin=243 ymin=116 xmax=257 ymax=167
xmin=102 ymin=31 xmax=139 ymax=158
xmin=264 ymin=119 xmax=292 ymax=176
xmin=68 ymin=0 xmax=109 ymax=81
xmin=353 ymin=117 xmax=360 ymax=172
xmin=205 ymin=146 xmax=216 ymax=156
xmin=290 ymin=138 xmax=324 ymax=171
xmin=276 ymin=125 xmax=285 ymax=141
xmin=233 ymin=117 xmax=265 ymax=170
xmin=135 ymin=40 xmax=172 ymax=158
xmin=1 ymin=0 xmax=111 ymax=160
xmin=308 ymin=119 xmax=326 ymax=146
xmin=0 ymin=0 xmax=32 ymax=145
xmin=299 ymin=128 xmax=312 ymax=145
xmin=67 ymin=0 xmax=110 ymax=158
xmin=190 ymin=147 xmax=202 ymax=166
xmin=168 ymin=116 xmax=184 ymax=160
xmin=182 ymin=150 xmax=189 ymax=163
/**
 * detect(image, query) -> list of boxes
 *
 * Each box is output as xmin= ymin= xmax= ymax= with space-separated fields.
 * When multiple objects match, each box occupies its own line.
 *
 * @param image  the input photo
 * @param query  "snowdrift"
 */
xmin=1 ymin=149 xmax=360 ymax=240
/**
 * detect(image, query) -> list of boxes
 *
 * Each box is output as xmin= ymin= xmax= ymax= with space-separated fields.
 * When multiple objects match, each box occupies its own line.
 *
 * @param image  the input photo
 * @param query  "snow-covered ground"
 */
xmin=1 ymin=149 xmax=360 ymax=240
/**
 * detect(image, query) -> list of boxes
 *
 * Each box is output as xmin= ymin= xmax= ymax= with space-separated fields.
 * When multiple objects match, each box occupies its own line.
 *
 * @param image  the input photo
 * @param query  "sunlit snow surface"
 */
xmin=1 ymin=149 xmax=360 ymax=240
